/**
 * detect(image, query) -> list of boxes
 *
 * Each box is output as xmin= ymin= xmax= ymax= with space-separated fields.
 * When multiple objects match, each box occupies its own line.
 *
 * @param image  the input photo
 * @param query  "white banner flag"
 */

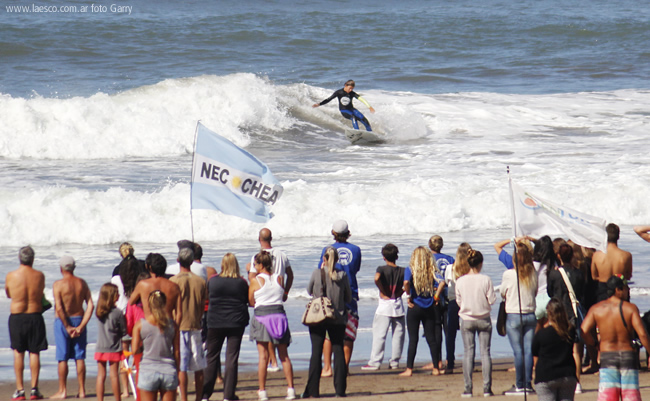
xmin=509 ymin=177 xmax=607 ymax=251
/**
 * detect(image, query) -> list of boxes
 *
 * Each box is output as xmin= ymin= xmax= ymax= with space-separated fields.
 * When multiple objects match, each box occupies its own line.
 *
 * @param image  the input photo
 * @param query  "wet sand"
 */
xmin=2 ymin=359 xmax=649 ymax=400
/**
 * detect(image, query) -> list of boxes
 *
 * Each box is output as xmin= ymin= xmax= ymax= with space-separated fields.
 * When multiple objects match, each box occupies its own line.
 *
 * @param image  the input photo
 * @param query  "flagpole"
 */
xmin=189 ymin=121 xmax=201 ymax=243
xmin=508 ymin=166 xmax=528 ymax=398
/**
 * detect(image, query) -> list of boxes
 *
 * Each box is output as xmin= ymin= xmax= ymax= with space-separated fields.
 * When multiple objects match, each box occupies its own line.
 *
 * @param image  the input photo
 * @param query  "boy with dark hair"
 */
xmin=361 ymin=243 xmax=406 ymax=370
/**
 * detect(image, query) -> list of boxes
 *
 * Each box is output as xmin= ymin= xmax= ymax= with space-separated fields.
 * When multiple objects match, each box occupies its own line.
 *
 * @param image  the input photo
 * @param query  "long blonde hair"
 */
xmin=410 ymin=246 xmax=436 ymax=296
xmin=323 ymin=247 xmax=339 ymax=280
xmin=515 ymin=243 xmax=537 ymax=290
xmin=453 ymin=242 xmax=472 ymax=280
xmin=220 ymin=253 xmax=241 ymax=278
xmin=148 ymin=290 xmax=171 ymax=331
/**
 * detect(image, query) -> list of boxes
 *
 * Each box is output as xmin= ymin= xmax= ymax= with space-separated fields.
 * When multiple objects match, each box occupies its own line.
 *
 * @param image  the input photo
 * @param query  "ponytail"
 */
xmin=323 ymin=247 xmax=339 ymax=280
xmin=148 ymin=290 xmax=170 ymax=331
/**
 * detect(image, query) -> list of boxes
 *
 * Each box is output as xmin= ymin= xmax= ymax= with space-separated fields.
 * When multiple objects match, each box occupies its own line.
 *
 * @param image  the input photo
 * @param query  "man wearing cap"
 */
xmin=319 ymin=220 xmax=362 ymax=376
xmin=581 ymin=275 xmax=650 ymax=401
xmin=166 ymin=240 xmax=207 ymax=280
xmin=51 ymin=256 xmax=95 ymax=399
xmin=6 ymin=246 xmax=48 ymax=401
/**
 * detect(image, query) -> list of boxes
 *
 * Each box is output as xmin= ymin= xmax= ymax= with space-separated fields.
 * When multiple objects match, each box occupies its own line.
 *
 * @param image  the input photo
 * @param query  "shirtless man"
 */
xmin=5 ymin=246 xmax=47 ymax=401
xmin=591 ymin=223 xmax=633 ymax=303
xmin=51 ymin=256 xmax=94 ymax=399
xmin=129 ymin=253 xmax=182 ymax=325
xmin=581 ymin=275 xmax=650 ymax=401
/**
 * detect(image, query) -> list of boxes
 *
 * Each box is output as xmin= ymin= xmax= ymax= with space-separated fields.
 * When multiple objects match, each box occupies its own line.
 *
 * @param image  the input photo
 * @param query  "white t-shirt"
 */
xmin=166 ymin=261 xmax=207 ymax=281
xmin=500 ymin=269 xmax=538 ymax=314
xmin=376 ymin=297 xmax=405 ymax=317
xmin=249 ymin=247 xmax=291 ymax=281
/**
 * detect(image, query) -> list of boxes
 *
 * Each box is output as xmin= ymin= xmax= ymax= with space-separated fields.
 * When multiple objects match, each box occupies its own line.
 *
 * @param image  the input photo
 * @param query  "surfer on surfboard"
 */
xmin=313 ymin=80 xmax=375 ymax=131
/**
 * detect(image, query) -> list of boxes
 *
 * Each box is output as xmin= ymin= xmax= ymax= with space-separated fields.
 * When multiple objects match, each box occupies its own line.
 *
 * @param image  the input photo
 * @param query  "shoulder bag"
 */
xmin=302 ymin=268 xmax=336 ymax=326
xmin=558 ymin=267 xmax=586 ymax=340
xmin=496 ymin=299 xmax=507 ymax=336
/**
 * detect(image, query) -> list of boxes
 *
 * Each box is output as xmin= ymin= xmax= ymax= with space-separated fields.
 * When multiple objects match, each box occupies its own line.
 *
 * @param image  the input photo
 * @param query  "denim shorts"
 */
xmin=137 ymin=370 xmax=178 ymax=392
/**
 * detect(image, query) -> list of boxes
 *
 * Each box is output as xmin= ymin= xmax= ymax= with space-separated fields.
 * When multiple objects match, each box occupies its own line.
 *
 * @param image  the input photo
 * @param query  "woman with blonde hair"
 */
xmin=202 ymin=253 xmax=250 ymax=401
xmin=302 ymin=247 xmax=351 ymax=398
xmin=400 ymin=246 xmax=446 ymax=376
xmin=501 ymin=242 xmax=538 ymax=395
xmin=443 ymin=242 xmax=472 ymax=374
xmin=132 ymin=290 xmax=179 ymax=401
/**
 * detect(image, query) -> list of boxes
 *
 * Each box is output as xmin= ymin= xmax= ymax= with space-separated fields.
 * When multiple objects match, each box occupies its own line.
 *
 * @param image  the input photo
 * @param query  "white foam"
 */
xmin=0 ymin=74 xmax=293 ymax=159
xmin=1 ymin=77 xmax=650 ymax=245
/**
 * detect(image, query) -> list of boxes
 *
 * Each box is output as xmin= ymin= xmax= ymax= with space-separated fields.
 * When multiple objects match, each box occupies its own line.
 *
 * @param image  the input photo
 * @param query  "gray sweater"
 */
xmin=307 ymin=268 xmax=352 ymax=325
xmin=95 ymin=307 xmax=127 ymax=353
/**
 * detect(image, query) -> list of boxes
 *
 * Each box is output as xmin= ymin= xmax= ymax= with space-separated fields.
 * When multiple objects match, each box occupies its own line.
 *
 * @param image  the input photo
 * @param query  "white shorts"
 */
xmin=180 ymin=330 xmax=206 ymax=372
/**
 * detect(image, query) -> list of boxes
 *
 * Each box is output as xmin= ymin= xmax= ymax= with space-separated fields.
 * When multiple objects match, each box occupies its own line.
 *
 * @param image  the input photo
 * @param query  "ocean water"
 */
xmin=1 ymin=0 xmax=650 ymax=384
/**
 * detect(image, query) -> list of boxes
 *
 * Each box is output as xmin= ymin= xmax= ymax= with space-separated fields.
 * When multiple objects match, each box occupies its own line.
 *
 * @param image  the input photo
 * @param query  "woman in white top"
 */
xmin=500 ymin=242 xmax=538 ymax=394
xmin=248 ymin=251 xmax=295 ymax=401
xmin=456 ymin=249 xmax=496 ymax=397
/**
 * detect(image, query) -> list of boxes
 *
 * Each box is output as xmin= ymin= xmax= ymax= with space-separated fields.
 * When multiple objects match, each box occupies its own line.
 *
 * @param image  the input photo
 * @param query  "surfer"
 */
xmin=313 ymin=80 xmax=375 ymax=131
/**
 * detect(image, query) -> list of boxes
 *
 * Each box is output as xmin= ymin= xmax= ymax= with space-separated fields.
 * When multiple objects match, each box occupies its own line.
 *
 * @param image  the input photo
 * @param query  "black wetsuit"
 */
xmin=319 ymin=89 xmax=372 ymax=131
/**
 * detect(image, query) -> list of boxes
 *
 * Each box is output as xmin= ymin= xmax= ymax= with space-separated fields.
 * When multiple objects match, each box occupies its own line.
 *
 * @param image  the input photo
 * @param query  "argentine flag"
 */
xmin=191 ymin=122 xmax=283 ymax=223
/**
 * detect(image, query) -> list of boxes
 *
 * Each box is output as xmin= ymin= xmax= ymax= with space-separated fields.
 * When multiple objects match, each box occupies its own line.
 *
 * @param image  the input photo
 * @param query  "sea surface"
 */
xmin=1 ymin=0 xmax=650 ymax=383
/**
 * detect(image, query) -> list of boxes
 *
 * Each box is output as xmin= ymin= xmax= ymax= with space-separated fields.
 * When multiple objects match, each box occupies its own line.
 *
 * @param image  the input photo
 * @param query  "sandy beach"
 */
xmin=2 ymin=359 xmax=649 ymax=401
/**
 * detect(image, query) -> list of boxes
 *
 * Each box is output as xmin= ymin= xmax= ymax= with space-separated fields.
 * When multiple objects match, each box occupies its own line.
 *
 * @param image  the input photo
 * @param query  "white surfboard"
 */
xmin=344 ymin=128 xmax=387 ymax=144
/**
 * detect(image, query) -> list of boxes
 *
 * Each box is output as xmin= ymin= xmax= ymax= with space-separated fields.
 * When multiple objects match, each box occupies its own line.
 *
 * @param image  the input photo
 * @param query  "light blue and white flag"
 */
xmin=191 ymin=122 xmax=283 ymax=223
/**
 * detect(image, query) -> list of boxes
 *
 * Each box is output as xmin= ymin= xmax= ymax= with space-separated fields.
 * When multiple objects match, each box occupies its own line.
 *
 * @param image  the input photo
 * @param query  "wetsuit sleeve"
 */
xmin=319 ymin=91 xmax=338 ymax=106
xmin=357 ymin=96 xmax=371 ymax=108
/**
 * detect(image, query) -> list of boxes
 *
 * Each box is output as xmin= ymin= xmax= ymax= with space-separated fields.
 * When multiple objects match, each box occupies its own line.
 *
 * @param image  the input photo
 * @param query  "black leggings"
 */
xmin=405 ymin=303 xmax=442 ymax=369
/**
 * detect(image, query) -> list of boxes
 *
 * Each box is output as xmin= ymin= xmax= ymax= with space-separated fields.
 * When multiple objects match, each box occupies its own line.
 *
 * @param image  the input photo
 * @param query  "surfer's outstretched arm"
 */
xmin=357 ymin=96 xmax=375 ymax=113
xmin=313 ymin=92 xmax=338 ymax=108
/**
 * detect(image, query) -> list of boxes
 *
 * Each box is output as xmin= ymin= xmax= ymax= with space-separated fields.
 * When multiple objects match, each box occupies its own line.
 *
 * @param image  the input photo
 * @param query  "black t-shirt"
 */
xmin=532 ymin=325 xmax=576 ymax=384
xmin=319 ymin=88 xmax=360 ymax=112
xmin=376 ymin=265 xmax=405 ymax=299
xmin=206 ymin=275 xmax=249 ymax=328
xmin=547 ymin=267 xmax=584 ymax=321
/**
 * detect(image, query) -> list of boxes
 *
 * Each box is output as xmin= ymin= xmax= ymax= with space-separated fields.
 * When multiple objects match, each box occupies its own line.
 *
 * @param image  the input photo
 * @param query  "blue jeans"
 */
xmin=505 ymin=313 xmax=536 ymax=389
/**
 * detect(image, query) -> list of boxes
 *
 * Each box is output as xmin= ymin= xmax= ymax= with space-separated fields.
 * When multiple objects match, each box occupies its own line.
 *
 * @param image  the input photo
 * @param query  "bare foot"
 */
xmin=321 ymin=370 xmax=332 ymax=378
xmin=216 ymin=376 xmax=224 ymax=384
xmin=508 ymin=366 xmax=516 ymax=372
xmin=398 ymin=368 xmax=413 ymax=377
xmin=422 ymin=363 xmax=434 ymax=370
xmin=121 ymin=392 xmax=129 ymax=398
xmin=50 ymin=391 xmax=67 ymax=399
xmin=77 ymin=393 xmax=87 ymax=399
xmin=431 ymin=368 xmax=443 ymax=376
